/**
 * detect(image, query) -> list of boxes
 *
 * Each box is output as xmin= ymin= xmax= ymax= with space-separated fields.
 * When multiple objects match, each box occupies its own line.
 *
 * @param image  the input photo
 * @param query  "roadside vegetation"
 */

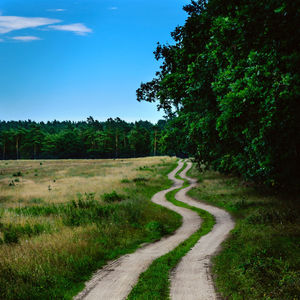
xmin=127 ymin=163 xmax=215 ymax=299
xmin=0 ymin=157 xmax=182 ymax=299
xmin=187 ymin=164 xmax=300 ymax=300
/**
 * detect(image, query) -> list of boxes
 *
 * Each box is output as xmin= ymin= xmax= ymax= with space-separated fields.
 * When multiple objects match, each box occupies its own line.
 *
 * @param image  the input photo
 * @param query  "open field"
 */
xmin=0 ymin=158 xmax=173 ymax=208
xmin=0 ymin=157 xmax=182 ymax=299
xmin=188 ymin=165 xmax=300 ymax=300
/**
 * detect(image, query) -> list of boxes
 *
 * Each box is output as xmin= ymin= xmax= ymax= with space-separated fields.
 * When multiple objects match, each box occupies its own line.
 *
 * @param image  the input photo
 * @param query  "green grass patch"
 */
xmin=187 ymin=164 xmax=300 ymax=300
xmin=127 ymin=162 xmax=215 ymax=300
xmin=0 ymin=160 xmax=183 ymax=300
xmin=102 ymin=191 xmax=125 ymax=203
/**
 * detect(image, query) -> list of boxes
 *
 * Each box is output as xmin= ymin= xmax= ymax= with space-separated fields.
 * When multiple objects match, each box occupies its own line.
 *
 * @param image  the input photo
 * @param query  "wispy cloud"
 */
xmin=49 ymin=23 xmax=92 ymax=35
xmin=0 ymin=16 xmax=60 ymax=34
xmin=47 ymin=9 xmax=66 ymax=12
xmin=108 ymin=7 xmax=118 ymax=10
xmin=12 ymin=36 xmax=41 ymax=42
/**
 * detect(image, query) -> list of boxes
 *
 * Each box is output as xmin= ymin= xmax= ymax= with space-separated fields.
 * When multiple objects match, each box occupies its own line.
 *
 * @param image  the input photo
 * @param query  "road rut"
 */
xmin=170 ymin=162 xmax=235 ymax=300
xmin=74 ymin=161 xmax=201 ymax=300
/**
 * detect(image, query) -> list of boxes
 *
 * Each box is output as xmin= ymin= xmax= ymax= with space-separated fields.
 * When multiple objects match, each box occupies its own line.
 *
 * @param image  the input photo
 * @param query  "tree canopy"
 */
xmin=0 ymin=118 xmax=175 ymax=160
xmin=137 ymin=0 xmax=300 ymax=190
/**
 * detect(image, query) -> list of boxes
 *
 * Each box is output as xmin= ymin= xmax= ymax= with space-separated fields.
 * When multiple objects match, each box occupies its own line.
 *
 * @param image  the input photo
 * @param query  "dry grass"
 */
xmin=0 ymin=156 xmax=181 ymax=299
xmin=0 ymin=157 xmax=172 ymax=208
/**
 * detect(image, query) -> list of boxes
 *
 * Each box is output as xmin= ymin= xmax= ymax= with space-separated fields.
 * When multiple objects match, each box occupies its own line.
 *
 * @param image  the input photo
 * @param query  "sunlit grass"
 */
xmin=0 ymin=157 xmax=169 ymax=207
xmin=0 ymin=157 xmax=182 ymax=299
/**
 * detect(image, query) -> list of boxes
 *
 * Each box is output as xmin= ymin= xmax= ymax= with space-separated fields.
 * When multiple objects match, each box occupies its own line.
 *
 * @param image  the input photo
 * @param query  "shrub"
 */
xmin=102 ymin=191 xmax=125 ymax=203
xmin=145 ymin=221 xmax=169 ymax=238
xmin=3 ymin=226 xmax=19 ymax=244
xmin=12 ymin=171 xmax=22 ymax=177
xmin=121 ymin=178 xmax=130 ymax=183
xmin=132 ymin=177 xmax=149 ymax=183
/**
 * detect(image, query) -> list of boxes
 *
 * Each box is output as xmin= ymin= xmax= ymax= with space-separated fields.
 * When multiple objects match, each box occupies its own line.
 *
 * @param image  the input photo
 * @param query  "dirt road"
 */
xmin=74 ymin=160 xmax=234 ymax=300
xmin=75 ymin=160 xmax=201 ymax=300
xmin=170 ymin=162 xmax=235 ymax=300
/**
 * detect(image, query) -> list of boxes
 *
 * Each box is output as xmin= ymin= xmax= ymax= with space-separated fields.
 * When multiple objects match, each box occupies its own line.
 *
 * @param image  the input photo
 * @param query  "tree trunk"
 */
xmin=154 ymin=130 xmax=157 ymax=156
xmin=115 ymin=133 xmax=119 ymax=158
xmin=16 ymin=137 xmax=19 ymax=160
xmin=2 ymin=142 xmax=5 ymax=160
xmin=34 ymin=143 xmax=37 ymax=160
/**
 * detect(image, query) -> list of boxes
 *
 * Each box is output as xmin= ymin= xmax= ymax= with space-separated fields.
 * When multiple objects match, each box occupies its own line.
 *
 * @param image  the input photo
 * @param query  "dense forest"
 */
xmin=0 ymin=117 xmax=178 ymax=159
xmin=137 ymin=0 xmax=300 ymax=191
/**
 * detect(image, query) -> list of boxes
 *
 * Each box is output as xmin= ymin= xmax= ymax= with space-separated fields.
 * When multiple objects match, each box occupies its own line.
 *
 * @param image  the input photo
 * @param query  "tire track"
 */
xmin=74 ymin=160 xmax=201 ymax=300
xmin=170 ymin=162 xmax=235 ymax=300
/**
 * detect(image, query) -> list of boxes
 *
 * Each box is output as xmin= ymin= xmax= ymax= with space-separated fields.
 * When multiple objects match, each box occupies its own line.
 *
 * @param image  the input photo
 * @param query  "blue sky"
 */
xmin=0 ymin=0 xmax=189 ymax=123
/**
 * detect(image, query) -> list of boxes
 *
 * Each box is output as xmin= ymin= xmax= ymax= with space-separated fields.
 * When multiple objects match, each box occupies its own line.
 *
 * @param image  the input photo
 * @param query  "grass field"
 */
xmin=0 ymin=157 xmax=182 ymax=299
xmin=187 ymin=165 xmax=300 ymax=300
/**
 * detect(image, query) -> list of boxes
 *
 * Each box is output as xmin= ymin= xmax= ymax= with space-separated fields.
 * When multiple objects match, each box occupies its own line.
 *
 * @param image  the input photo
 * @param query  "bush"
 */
xmin=121 ymin=178 xmax=130 ymax=183
xmin=132 ymin=177 xmax=149 ymax=183
xmin=102 ymin=191 xmax=125 ymax=203
xmin=3 ymin=226 xmax=19 ymax=244
xmin=12 ymin=171 xmax=22 ymax=177
xmin=145 ymin=221 xmax=169 ymax=238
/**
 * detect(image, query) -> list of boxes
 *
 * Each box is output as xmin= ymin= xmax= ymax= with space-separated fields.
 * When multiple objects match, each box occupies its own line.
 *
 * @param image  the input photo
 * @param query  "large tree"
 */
xmin=137 ymin=0 xmax=300 ymax=190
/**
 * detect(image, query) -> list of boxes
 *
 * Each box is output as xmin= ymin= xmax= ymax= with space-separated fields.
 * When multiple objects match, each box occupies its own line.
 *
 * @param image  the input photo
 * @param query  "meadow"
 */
xmin=0 ymin=157 xmax=181 ymax=299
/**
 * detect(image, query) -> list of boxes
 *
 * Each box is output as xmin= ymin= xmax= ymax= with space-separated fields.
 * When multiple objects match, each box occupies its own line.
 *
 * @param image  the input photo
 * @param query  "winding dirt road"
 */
xmin=75 ymin=160 xmax=201 ymax=300
xmin=170 ymin=162 xmax=235 ymax=300
xmin=74 ymin=160 xmax=234 ymax=300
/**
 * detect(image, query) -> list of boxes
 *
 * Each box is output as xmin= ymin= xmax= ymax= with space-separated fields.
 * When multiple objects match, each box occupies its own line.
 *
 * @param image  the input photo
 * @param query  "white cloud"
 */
xmin=0 ymin=16 xmax=60 ymax=34
xmin=47 ymin=9 xmax=66 ymax=12
xmin=12 ymin=36 xmax=41 ymax=42
xmin=109 ymin=7 xmax=118 ymax=10
xmin=49 ymin=23 xmax=92 ymax=35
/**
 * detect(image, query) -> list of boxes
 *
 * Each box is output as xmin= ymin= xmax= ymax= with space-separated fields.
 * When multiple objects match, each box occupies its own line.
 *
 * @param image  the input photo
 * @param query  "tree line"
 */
xmin=0 ymin=117 xmax=181 ymax=160
xmin=137 ymin=0 xmax=300 ymax=191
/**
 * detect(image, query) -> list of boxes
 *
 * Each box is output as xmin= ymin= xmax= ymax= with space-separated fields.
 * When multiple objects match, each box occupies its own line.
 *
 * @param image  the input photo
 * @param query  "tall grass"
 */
xmin=0 ymin=157 xmax=182 ymax=299
xmin=187 ymin=164 xmax=300 ymax=300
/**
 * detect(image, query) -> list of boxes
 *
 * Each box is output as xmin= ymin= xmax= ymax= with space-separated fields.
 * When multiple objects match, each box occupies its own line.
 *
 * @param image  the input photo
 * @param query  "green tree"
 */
xmin=137 ymin=0 xmax=300 ymax=190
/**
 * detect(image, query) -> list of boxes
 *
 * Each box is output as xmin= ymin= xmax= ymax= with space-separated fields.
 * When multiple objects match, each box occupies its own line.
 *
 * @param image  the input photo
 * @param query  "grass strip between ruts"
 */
xmin=127 ymin=162 xmax=216 ymax=300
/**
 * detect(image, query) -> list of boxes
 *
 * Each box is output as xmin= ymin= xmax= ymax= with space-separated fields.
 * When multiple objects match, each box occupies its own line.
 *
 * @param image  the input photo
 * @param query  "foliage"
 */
xmin=137 ymin=0 xmax=300 ymax=190
xmin=101 ymin=191 xmax=125 ymax=203
xmin=0 ymin=117 xmax=169 ymax=160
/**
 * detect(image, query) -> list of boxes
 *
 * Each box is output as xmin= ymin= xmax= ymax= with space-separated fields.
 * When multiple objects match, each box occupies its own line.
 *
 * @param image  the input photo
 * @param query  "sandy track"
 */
xmin=170 ymin=162 xmax=235 ymax=300
xmin=74 ymin=160 xmax=201 ymax=300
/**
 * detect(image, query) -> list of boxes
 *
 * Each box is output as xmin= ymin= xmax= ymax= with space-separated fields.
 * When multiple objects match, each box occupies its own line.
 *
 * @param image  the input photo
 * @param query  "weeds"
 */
xmin=102 ymin=191 xmax=125 ymax=203
xmin=1 ymin=222 xmax=52 ymax=244
xmin=132 ymin=177 xmax=149 ymax=183
xmin=12 ymin=171 xmax=22 ymax=177
xmin=121 ymin=178 xmax=130 ymax=183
